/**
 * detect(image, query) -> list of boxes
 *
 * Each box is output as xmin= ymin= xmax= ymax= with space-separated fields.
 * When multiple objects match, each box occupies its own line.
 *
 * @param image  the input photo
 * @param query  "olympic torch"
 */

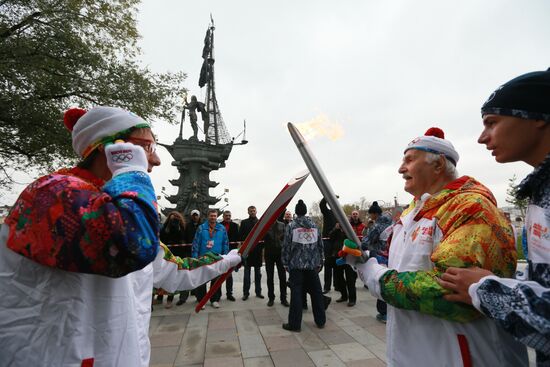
xmin=287 ymin=122 xmax=364 ymax=252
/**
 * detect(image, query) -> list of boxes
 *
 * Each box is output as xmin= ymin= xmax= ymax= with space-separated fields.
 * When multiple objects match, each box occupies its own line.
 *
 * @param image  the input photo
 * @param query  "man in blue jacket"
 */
xmin=192 ymin=209 xmax=229 ymax=308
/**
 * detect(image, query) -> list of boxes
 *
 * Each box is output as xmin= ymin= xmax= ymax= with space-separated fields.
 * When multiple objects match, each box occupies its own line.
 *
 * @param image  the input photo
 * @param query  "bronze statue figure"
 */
xmin=184 ymin=95 xmax=209 ymax=140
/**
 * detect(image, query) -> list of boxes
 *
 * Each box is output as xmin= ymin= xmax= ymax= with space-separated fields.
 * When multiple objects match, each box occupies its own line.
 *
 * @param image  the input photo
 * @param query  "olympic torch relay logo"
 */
xmin=110 ymin=149 xmax=133 ymax=163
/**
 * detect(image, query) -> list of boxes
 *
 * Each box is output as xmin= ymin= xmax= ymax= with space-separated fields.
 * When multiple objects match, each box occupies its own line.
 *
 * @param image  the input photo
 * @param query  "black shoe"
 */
xmin=176 ymin=299 xmax=186 ymax=306
xmin=267 ymin=299 xmax=274 ymax=307
xmin=282 ymin=323 xmax=301 ymax=332
xmin=242 ymin=295 xmax=249 ymax=301
xmin=316 ymin=323 xmax=325 ymax=329
xmin=322 ymin=289 xmax=330 ymax=294
xmin=347 ymin=301 xmax=356 ymax=307
xmin=227 ymin=295 xmax=236 ymax=302
xmin=281 ymin=299 xmax=289 ymax=307
xmin=335 ymin=297 xmax=348 ymax=303
xmin=256 ymin=294 xmax=265 ymax=299
xmin=324 ymin=296 xmax=332 ymax=310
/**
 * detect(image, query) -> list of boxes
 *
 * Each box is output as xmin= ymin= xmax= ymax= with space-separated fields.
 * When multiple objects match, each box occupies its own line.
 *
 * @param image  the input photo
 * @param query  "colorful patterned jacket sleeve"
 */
xmin=379 ymin=193 xmax=518 ymax=323
xmin=153 ymin=243 xmax=237 ymax=291
xmin=5 ymin=169 xmax=159 ymax=277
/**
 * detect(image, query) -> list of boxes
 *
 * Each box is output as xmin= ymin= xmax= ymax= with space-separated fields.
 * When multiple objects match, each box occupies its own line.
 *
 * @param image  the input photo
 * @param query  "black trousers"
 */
xmin=288 ymin=269 xmax=326 ymax=329
xmin=334 ymin=264 xmax=357 ymax=302
xmin=226 ymin=272 xmax=234 ymax=296
xmin=265 ymin=254 xmax=287 ymax=301
xmin=195 ymin=277 xmax=221 ymax=303
xmin=243 ymin=265 xmax=262 ymax=297
xmin=323 ymin=256 xmax=336 ymax=291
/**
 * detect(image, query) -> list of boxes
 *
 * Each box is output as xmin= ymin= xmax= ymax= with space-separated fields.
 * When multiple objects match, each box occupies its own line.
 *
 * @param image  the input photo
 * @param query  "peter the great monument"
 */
xmin=161 ymin=18 xmax=246 ymax=217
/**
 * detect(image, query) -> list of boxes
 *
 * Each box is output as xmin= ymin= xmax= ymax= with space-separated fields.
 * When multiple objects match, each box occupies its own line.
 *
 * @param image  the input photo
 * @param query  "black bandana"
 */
xmin=481 ymin=68 xmax=550 ymax=122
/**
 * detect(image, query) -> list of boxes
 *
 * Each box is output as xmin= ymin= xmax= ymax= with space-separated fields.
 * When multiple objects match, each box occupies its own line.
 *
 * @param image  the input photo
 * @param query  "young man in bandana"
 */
xmin=439 ymin=69 xmax=550 ymax=366
xmin=0 ymin=106 xmax=241 ymax=367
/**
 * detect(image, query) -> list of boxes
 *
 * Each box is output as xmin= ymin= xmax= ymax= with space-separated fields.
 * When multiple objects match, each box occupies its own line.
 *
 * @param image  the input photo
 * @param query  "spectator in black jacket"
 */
xmin=239 ymin=205 xmax=264 ymax=300
xmin=319 ymin=198 xmax=337 ymax=293
xmin=331 ymin=222 xmax=357 ymax=307
xmin=184 ymin=209 xmax=203 ymax=303
xmin=221 ymin=210 xmax=239 ymax=301
xmin=156 ymin=211 xmax=188 ymax=307
xmin=263 ymin=220 xmax=288 ymax=307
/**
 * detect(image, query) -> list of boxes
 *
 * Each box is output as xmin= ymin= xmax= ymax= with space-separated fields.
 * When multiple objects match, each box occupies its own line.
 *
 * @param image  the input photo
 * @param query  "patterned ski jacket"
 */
xmin=361 ymin=213 xmax=392 ymax=254
xmin=282 ymin=215 xmax=323 ymax=270
xmin=357 ymin=175 xmax=528 ymax=366
xmin=470 ymin=154 xmax=550 ymax=366
xmin=0 ymin=167 xmax=240 ymax=367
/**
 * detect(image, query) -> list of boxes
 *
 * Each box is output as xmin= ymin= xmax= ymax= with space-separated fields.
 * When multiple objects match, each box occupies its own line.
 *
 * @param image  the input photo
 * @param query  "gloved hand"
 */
xmin=355 ymin=257 xmax=389 ymax=298
xmin=223 ymin=249 xmax=242 ymax=268
xmin=336 ymin=239 xmax=369 ymax=266
xmin=105 ymin=140 xmax=148 ymax=177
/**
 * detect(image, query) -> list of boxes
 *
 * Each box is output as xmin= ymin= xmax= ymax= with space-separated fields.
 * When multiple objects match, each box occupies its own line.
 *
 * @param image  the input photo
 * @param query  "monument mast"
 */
xmin=161 ymin=17 xmax=246 ymax=217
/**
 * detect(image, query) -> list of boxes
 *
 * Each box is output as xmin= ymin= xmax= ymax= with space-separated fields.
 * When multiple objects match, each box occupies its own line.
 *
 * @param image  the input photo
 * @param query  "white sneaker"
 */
xmin=211 ymin=301 xmax=220 ymax=308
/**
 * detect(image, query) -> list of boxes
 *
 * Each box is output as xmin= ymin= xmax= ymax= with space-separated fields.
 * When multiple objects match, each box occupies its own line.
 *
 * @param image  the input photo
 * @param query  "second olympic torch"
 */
xmin=287 ymin=122 xmax=364 ymax=251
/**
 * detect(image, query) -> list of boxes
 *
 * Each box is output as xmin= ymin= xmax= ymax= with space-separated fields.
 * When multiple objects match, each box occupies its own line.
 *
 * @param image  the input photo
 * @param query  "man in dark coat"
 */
xmin=239 ymin=205 xmax=264 ymax=300
xmin=183 ymin=209 xmax=203 ymax=304
xmin=263 ymin=220 xmax=288 ymax=307
xmin=221 ymin=210 xmax=240 ymax=301
xmin=184 ymin=209 xmax=202 ymax=245
xmin=319 ymin=197 xmax=337 ymax=293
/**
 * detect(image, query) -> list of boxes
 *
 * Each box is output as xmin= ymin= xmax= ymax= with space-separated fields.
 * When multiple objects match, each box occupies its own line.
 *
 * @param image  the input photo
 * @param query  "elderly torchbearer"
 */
xmin=355 ymin=127 xmax=528 ymax=366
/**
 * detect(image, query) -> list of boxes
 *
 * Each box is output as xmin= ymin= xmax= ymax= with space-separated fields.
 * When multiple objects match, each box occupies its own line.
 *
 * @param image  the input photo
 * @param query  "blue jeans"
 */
xmin=243 ymin=265 xmax=262 ymax=297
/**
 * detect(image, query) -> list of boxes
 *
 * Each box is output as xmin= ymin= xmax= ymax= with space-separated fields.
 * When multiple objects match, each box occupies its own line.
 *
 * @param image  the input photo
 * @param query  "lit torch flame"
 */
xmin=292 ymin=114 xmax=344 ymax=141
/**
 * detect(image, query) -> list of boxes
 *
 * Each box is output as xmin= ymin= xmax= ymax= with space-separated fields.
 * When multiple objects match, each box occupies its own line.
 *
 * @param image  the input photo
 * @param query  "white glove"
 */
xmin=105 ymin=141 xmax=148 ymax=177
xmin=355 ymin=257 xmax=389 ymax=298
xmin=223 ymin=249 xmax=242 ymax=268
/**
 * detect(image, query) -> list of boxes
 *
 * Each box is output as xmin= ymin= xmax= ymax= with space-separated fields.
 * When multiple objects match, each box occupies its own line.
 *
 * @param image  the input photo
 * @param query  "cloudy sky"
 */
xmin=80 ymin=1 xmax=550 ymax=218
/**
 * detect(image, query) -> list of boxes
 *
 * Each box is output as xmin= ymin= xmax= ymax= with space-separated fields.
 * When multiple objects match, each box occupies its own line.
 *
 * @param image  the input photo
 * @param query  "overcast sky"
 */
xmin=135 ymin=0 xmax=550 ymax=219
xmin=5 ymin=1 xmax=546 ymax=219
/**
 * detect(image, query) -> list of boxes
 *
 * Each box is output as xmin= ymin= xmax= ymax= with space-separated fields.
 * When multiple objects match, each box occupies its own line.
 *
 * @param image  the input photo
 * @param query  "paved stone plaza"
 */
xmin=149 ymin=267 xmax=387 ymax=367
xmin=149 ymin=267 xmax=536 ymax=367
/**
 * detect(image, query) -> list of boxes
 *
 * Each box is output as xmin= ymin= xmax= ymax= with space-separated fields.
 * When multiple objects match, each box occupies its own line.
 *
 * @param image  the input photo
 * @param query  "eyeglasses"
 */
xmin=126 ymin=137 xmax=157 ymax=154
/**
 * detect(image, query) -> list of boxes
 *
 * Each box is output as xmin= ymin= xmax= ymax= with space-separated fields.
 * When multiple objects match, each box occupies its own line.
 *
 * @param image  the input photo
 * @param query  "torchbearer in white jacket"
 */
xmin=0 ymin=107 xmax=241 ymax=367
xmin=354 ymin=127 xmax=528 ymax=367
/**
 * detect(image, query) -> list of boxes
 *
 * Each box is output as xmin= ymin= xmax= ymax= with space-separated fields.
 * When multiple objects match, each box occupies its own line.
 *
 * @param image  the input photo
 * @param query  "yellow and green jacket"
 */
xmin=361 ymin=176 xmax=527 ymax=366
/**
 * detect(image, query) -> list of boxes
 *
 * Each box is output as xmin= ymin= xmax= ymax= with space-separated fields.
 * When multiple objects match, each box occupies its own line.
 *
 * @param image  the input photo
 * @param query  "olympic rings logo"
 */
xmin=111 ymin=152 xmax=133 ymax=163
xmin=299 ymin=232 xmax=314 ymax=241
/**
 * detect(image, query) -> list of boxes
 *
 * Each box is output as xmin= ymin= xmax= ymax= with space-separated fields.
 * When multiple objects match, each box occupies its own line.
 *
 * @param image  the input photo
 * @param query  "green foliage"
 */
xmin=0 ymin=0 xmax=186 ymax=186
xmin=505 ymin=175 xmax=528 ymax=218
xmin=516 ymin=231 xmax=525 ymax=260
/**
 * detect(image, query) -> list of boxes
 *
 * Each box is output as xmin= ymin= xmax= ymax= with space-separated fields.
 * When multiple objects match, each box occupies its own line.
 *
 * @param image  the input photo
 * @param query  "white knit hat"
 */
xmin=63 ymin=106 xmax=150 ymax=158
xmin=404 ymin=127 xmax=459 ymax=166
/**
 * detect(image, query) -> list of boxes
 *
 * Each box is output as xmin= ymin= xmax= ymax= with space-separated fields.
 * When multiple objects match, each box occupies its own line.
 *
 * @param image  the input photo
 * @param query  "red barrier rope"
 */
xmin=164 ymin=236 xmax=364 ymax=248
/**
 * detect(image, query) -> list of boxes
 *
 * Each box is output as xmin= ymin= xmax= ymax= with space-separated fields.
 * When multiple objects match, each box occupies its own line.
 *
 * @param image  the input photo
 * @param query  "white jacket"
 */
xmin=356 ymin=181 xmax=528 ymax=367
xmin=0 ymin=224 xmax=240 ymax=367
